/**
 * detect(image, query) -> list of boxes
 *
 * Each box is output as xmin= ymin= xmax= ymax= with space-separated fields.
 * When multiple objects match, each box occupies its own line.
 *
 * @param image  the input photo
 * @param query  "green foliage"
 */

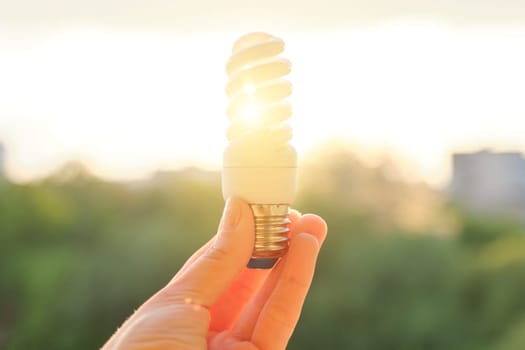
xmin=293 ymin=236 xmax=466 ymax=350
xmin=1 ymin=155 xmax=525 ymax=349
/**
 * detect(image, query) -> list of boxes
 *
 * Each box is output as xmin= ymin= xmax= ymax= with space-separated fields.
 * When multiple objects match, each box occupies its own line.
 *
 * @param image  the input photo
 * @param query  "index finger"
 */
xmin=209 ymin=209 xmax=302 ymax=331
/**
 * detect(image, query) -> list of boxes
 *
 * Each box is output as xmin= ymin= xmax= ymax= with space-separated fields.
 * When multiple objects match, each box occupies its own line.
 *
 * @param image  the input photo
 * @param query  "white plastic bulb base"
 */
xmin=222 ymin=166 xmax=297 ymax=269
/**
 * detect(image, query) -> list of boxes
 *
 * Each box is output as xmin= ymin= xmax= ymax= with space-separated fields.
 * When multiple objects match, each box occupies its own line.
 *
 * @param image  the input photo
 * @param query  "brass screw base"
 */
xmin=248 ymin=204 xmax=290 ymax=269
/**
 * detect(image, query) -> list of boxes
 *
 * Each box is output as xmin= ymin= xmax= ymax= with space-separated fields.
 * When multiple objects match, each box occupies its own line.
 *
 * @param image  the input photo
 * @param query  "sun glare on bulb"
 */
xmin=244 ymin=84 xmax=256 ymax=95
xmin=239 ymin=103 xmax=260 ymax=123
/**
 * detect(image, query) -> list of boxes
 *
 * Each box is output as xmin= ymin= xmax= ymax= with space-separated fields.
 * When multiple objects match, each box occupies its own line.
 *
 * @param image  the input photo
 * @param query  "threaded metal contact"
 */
xmin=250 ymin=204 xmax=290 ymax=260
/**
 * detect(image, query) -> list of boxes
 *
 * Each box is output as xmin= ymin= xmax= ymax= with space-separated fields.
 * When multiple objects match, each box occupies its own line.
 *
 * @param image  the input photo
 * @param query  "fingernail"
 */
xmin=221 ymin=197 xmax=241 ymax=231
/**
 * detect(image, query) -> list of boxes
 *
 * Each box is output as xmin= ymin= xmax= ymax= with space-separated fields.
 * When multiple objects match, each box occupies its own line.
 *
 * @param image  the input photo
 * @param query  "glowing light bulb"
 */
xmin=223 ymin=32 xmax=296 ymax=269
xmin=239 ymin=103 xmax=261 ymax=123
xmin=244 ymin=84 xmax=256 ymax=95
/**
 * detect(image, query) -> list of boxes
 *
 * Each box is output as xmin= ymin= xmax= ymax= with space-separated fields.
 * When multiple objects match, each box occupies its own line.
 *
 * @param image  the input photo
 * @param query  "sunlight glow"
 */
xmin=1 ymin=23 xmax=525 ymax=186
xmin=244 ymin=84 xmax=256 ymax=95
xmin=239 ymin=103 xmax=261 ymax=123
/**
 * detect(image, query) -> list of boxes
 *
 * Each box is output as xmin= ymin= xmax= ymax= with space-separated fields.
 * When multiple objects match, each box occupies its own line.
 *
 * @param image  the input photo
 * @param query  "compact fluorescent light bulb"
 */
xmin=222 ymin=32 xmax=297 ymax=269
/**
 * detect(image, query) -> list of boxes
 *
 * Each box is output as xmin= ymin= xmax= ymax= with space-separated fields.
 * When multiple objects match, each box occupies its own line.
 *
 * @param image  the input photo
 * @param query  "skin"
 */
xmin=102 ymin=197 xmax=327 ymax=350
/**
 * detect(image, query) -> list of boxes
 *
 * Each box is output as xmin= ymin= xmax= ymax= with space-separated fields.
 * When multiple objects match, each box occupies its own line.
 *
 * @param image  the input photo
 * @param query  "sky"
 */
xmin=1 ymin=0 xmax=524 ymax=186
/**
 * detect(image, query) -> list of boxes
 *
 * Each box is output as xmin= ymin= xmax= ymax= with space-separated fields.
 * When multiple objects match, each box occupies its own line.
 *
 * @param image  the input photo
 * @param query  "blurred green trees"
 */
xmin=2 ymin=148 xmax=525 ymax=349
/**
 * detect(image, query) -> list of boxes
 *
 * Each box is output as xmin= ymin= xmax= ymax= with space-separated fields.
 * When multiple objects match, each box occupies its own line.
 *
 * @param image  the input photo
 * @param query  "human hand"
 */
xmin=102 ymin=197 xmax=327 ymax=350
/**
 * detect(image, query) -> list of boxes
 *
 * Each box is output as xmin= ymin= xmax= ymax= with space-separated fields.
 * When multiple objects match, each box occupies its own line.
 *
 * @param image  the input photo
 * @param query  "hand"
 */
xmin=102 ymin=197 xmax=327 ymax=350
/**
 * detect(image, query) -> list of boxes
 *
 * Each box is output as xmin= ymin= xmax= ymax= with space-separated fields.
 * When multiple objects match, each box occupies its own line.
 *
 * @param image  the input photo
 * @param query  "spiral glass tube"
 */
xmin=223 ymin=32 xmax=296 ymax=269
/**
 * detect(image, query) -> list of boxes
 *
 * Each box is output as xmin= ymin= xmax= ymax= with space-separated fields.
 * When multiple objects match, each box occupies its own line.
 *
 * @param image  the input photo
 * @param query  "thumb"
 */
xmin=160 ymin=197 xmax=254 ymax=308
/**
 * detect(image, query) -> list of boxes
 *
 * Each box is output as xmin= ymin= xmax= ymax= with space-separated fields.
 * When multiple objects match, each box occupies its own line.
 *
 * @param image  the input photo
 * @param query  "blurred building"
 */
xmin=450 ymin=150 xmax=525 ymax=217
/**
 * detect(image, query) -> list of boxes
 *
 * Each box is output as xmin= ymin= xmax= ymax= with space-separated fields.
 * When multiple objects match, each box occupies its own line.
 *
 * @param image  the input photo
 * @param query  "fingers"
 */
xmin=155 ymin=197 xmax=254 ymax=309
xmin=177 ymin=208 xmax=300 ymax=281
xmin=209 ymin=268 xmax=269 ymax=331
xmin=208 ymin=209 xmax=302 ymax=331
xmin=292 ymin=214 xmax=327 ymax=245
xmin=251 ymin=233 xmax=321 ymax=350
xmin=233 ymin=214 xmax=327 ymax=341
xmin=232 ymin=255 xmax=287 ymax=339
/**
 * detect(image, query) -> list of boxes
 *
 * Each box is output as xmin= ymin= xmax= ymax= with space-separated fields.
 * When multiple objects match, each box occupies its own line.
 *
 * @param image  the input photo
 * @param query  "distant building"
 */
xmin=450 ymin=150 xmax=525 ymax=217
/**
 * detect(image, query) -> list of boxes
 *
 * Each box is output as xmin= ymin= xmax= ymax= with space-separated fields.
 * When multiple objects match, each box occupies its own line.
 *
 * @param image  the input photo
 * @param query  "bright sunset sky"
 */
xmin=1 ymin=1 xmax=524 ymax=186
